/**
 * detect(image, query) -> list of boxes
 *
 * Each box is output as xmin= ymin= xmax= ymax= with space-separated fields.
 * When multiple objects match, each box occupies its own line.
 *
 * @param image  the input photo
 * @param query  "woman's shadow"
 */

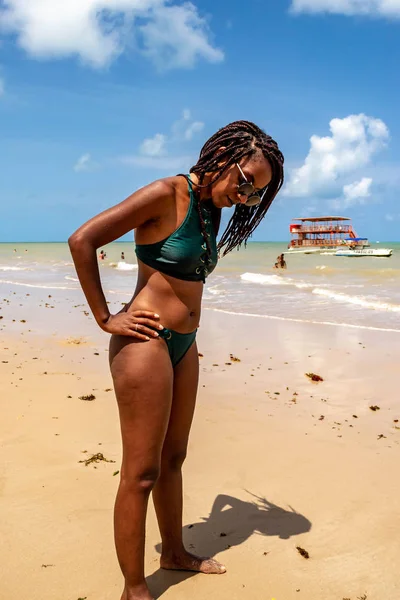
xmin=146 ymin=491 xmax=311 ymax=598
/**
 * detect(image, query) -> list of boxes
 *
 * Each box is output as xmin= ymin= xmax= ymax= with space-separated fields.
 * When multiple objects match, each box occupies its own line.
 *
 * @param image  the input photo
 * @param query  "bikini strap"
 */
xmin=176 ymin=173 xmax=196 ymax=197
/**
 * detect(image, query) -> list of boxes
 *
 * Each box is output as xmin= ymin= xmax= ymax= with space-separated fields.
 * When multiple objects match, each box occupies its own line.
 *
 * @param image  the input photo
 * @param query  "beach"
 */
xmin=1 ymin=267 xmax=400 ymax=600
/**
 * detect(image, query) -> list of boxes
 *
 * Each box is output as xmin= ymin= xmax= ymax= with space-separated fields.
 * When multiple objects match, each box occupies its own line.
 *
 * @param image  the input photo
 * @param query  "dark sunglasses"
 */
xmin=236 ymin=163 xmax=267 ymax=207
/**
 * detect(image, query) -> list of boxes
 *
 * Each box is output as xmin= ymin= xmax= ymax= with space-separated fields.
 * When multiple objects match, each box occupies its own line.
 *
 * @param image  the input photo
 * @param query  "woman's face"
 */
xmin=210 ymin=154 xmax=273 ymax=210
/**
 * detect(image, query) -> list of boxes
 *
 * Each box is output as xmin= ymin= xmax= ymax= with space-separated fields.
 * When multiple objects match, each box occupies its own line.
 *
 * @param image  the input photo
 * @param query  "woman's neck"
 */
xmin=188 ymin=172 xmax=212 ymax=202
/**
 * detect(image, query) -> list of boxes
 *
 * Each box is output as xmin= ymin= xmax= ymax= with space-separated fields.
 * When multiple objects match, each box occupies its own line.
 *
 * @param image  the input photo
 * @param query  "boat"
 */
xmin=335 ymin=246 xmax=393 ymax=257
xmin=288 ymin=216 xmax=365 ymax=254
xmin=287 ymin=216 xmax=393 ymax=257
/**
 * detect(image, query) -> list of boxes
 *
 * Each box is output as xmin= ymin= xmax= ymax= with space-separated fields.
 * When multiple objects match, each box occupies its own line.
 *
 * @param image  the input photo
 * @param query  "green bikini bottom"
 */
xmin=158 ymin=327 xmax=197 ymax=367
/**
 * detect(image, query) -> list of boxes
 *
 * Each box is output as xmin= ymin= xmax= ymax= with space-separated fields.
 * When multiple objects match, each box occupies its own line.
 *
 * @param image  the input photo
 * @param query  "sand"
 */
xmin=1 ymin=286 xmax=399 ymax=600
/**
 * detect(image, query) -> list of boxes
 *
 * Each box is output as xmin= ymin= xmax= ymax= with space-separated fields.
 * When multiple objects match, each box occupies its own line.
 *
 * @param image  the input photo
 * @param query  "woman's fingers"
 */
xmin=133 ymin=310 xmax=160 ymax=320
xmin=134 ymin=317 xmax=164 ymax=330
xmin=131 ymin=322 xmax=160 ymax=338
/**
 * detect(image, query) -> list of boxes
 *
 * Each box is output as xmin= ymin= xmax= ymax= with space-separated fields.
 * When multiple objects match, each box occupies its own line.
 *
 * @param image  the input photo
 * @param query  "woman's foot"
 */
xmin=160 ymin=550 xmax=226 ymax=574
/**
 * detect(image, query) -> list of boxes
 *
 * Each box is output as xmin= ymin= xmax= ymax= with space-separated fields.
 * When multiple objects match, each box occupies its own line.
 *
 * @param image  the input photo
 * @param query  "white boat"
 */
xmin=335 ymin=247 xmax=393 ymax=257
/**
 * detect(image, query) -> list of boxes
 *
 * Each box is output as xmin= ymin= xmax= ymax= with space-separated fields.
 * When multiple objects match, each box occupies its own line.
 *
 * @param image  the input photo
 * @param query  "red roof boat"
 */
xmin=288 ymin=216 xmax=366 ymax=254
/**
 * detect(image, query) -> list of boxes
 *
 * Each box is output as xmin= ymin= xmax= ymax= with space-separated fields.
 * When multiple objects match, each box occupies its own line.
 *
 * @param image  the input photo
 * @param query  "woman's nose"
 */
xmin=236 ymin=191 xmax=248 ymax=204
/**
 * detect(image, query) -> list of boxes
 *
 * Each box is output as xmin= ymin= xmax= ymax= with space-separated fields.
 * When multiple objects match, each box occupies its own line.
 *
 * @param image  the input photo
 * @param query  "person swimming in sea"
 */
xmin=69 ymin=121 xmax=284 ymax=600
xmin=274 ymin=253 xmax=287 ymax=269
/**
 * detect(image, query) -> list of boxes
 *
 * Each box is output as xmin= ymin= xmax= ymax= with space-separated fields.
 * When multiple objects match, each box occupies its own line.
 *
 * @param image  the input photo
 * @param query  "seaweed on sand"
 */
xmin=305 ymin=372 xmax=323 ymax=382
xmin=79 ymin=453 xmax=116 ymax=467
xmin=296 ymin=546 xmax=310 ymax=559
xmin=79 ymin=394 xmax=96 ymax=401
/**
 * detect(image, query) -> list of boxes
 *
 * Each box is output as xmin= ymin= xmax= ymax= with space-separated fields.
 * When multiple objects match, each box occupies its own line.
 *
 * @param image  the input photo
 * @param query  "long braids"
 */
xmin=190 ymin=120 xmax=284 ymax=256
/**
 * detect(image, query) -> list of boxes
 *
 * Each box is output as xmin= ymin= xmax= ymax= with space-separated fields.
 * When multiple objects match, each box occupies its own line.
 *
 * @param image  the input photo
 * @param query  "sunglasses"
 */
xmin=236 ymin=163 xmax=267 ymax=207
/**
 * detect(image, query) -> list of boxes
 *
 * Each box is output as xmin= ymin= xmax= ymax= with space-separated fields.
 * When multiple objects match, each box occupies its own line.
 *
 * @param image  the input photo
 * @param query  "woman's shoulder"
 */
xmin=146 ymin=175 xmax=187 ymax=199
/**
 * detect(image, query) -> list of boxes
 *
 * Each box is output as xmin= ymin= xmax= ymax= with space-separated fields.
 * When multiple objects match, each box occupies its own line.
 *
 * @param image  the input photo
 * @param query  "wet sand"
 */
xmin=1 ymin=286 xmax=399 ymax=600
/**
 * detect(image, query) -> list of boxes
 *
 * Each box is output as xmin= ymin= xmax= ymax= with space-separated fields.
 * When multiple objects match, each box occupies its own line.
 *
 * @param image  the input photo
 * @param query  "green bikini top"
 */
xmin=135 ymin=176 xmax=218 ymax=282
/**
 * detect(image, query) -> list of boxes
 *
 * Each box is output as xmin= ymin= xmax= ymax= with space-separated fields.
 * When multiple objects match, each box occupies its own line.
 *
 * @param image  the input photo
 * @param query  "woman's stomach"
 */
xmin=126 ymin=266 xmax=203 ymax=333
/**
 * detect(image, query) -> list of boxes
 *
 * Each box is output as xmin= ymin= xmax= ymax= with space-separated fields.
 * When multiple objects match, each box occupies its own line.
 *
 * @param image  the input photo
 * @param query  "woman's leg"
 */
xmin=152 ymin=342 xmax=226 ymax=574
xmin=110 ymin=335 xmax=173 ymax=600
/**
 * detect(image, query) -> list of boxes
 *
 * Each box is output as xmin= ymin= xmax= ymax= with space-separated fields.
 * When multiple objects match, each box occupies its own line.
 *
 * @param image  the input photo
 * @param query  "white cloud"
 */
xmin=74 ymin=153 xmax=97 ymax=172
xmin=172 ymin=109 xmax=204 ymax=141
xmin=184 ymin=121 xmax=204 ymax=140
xmin=140 ymin=133 xmax=167 ymax=157
xmin=0 ymin=77 xmax=4 ymax=96
xmin=139 ymin=2 xmax=224 ymax=69
xmin=284 ymin=113 xmax=389 ymax=199
xmin=121 ymin=109 xmax=203 ymax=169
xmin=290 ymin=0 xmax=400 ymax=19
xmin=343 ymin=177 xmax=372 ymax=201
xmin=331 ymin=177 xmax=373 ymax=209
xmin=0 ymin=0 xmax=224 ymax=70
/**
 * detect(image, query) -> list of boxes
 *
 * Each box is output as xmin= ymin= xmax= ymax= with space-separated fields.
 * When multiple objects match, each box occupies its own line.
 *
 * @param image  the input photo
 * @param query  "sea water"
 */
xmin=1 ymin=241 xmax=400 ymax=332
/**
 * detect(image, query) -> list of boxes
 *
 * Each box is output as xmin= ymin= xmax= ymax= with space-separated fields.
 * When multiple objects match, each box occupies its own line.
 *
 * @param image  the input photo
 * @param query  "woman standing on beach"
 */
xmin=69 ymin=121 xmax=284 ymax=600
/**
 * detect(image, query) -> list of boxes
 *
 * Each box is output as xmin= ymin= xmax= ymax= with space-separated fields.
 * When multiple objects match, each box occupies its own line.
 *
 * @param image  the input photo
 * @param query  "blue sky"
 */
xmin=0 ymin=0 xmax=399 ymax=242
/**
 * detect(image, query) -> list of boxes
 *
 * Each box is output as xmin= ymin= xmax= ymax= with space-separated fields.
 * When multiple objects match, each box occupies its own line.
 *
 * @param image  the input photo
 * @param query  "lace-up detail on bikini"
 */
xmin=196 ymin=202 xmax=215 ymax=281
xmin=135 ymin=176 xmax=218 ymax=283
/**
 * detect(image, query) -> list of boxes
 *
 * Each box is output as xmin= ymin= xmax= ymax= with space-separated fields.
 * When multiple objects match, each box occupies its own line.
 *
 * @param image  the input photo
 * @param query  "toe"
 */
xmin=201 ymin=558 xmax=226 ymax=574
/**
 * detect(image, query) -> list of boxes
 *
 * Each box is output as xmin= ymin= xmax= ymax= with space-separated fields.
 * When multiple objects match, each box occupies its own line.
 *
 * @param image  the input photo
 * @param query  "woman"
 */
xmin=69 ymin=120 xmax=284 ymax=600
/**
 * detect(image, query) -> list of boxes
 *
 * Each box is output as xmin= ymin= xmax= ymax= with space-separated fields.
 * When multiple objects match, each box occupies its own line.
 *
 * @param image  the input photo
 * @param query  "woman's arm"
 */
xmin=68 ymin=179 xmax=172 ymax=335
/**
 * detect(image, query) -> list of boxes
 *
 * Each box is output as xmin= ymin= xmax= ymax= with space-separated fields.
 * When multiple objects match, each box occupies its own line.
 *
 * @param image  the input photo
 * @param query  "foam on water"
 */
xmin=0 ymin=279 xmax=77 ymax=290
xmin=241 ymin=272 xmax=288 ymax=286
xmin=0 ymin=266 xmax=28 ymax=271
xmin=207 ymin=308 xmax=400 ymax=333
xmin=240 ymin=271 xmax=400 ymax=314
xmin=312 ymin=288 xmax=400 ymax=312
xmin=110 ymin=262 xmax=138 ymax=271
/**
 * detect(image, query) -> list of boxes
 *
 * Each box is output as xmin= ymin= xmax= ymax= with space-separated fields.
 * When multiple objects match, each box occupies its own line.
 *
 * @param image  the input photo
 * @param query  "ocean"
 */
xmin=1 ymin=241 xmax=400 ymax=333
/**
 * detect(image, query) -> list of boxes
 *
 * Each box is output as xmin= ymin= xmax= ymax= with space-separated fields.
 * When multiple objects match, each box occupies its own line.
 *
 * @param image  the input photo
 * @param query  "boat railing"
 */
xmin=289 ymin=238 xmax=365 ymax=248
xmin=293 ymin=225 xmax=353 ymax=233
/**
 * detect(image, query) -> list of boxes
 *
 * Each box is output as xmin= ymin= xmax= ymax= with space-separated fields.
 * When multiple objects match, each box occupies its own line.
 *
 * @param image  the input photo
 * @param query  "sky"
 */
xmin=0 ymin=0 xmax=399 ymax=243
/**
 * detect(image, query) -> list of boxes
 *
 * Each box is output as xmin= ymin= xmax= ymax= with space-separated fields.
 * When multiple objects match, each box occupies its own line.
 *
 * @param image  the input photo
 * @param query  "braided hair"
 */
xmin=190 ymin=120 xmax=284 ymax=256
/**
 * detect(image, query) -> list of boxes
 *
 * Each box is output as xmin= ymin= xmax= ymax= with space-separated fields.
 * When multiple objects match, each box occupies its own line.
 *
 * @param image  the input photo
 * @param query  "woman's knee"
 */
xmin=120 ymin=465 xmax=161 ymax=493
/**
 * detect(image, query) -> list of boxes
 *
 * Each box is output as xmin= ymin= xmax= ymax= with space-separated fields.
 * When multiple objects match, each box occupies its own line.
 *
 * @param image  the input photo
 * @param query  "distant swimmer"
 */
xmin=99 ymin=250 xmax=105 ymax=260
xmin=121 ymin=252 xmax=125 ymax=260
xmin=274 ymin=253 xmax=287 ymax=269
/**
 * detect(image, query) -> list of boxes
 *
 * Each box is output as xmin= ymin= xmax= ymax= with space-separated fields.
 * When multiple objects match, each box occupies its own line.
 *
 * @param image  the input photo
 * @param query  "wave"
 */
xmin=206 ymin=285 xmax=226 ymax=296
xmin=312 ymin=288 xmax=400 ymax=313
xmin=110 ymin=262 xmax=138 ymax=271
xmin=241 ymin=272 xmax=314 ymax=290
xmin=0 ymin=279 xmax=77 ymax=290
xmin=65 ymin=275 xmax=79 ymax=282
xmin=0 ymin=266 xmax=28 ymax=271
xmin=206 ymin=308 xmax=400 ymax=334
xmin=241 ymin=273 xmax=291 ymax=286
xmin=240 ymin=271 xmax=400 ymax=314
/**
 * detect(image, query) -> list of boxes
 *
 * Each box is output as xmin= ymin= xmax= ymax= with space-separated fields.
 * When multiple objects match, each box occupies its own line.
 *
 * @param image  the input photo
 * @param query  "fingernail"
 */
xmin=154 ymin=313 xmax=160 ymax=318
xmin=145 ymin=337 xmax=150 ymax=341
xmin=158 ymin=324 xmax=164 ymax=329
xmin=153 ymin=332 xmax=159 ymax=337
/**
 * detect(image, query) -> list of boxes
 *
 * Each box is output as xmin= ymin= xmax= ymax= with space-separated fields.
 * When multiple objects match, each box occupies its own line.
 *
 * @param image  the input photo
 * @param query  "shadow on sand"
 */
xmin=147 ymin=491 xmax=311 ymax=598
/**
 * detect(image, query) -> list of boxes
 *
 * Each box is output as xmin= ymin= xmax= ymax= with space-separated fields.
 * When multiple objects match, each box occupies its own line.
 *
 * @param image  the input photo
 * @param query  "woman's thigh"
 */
xmin=109 ymin=335 xmax=174 ymax=477
xmin=161 ymin=341 xmax=199 ymax=463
